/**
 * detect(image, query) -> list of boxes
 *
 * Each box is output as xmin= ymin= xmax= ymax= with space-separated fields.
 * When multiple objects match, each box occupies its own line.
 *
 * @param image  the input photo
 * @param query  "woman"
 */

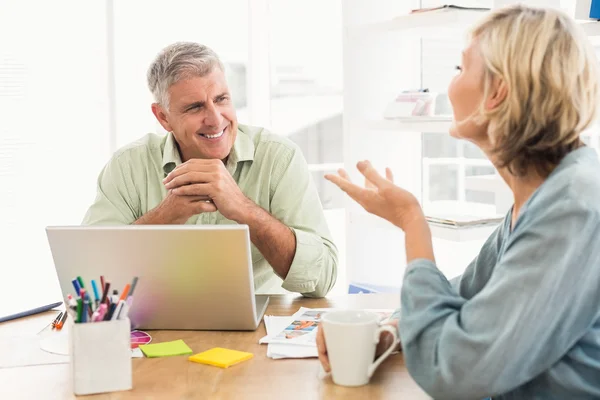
xmin=318 ymin=5 xmax=600 ymax=399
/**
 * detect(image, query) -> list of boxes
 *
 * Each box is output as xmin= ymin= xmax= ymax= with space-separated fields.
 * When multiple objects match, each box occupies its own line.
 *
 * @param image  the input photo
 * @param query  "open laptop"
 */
xmin=45 ymin=225 xmax=269 ymax=331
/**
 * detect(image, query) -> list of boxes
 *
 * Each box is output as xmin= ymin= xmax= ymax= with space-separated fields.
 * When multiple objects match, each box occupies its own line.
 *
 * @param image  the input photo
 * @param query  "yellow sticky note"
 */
xmin=139 ymin=340 xmax=193 ymax=358
xmin=189 ymin=347 xmax=253 ymax=368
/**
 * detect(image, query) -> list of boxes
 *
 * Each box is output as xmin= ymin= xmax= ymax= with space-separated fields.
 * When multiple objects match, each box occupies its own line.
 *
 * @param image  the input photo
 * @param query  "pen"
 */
xmin=105 ymin=302 xmax=117 ymax=321
xmin=73 ymin=278 xmax=93 ymax=313
xmin=72 ymin=279 xmax=81 ymax=297
xmin=126 ymin=277 xmax=139 ymax=311
xmin=111 ymin=300 xmax=126 ymax=321
xmin=100 ymin=275 xmax=105 ymax=291
xmin=78 ymin=279 xmax=94 ymax=313
xmin=55 ymin=312 xmax=68 ymax=330
xmin=128 ymin=277 xmax=139 ymax=298
xmin=79 ymin=288 xmax=88 ymax=320
xmin=100 ymin=282 xmax=110 ymax=305
xmin=76 ymin=298 xmax=83 ymax=323
xmin=51 ymin=312 xmax=63 ymax=329
xmin=105 ymin=290 xmax=119 ymax=320
xmin=119 ymin=284 xmax=131 ymax=302
xmin=79 ymin=289 xmax=92 ymax=318
xmin=91 ymin=280 xmax=100 ymax=309
xmin=92 ymin=303 xmax=108 ymax=322
xmin=81 ymin=299 xmax=88 ymax=323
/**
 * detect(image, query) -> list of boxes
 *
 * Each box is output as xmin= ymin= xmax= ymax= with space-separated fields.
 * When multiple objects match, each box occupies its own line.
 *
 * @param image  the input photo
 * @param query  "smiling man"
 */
xmin=82 ymin=42 xmax=338 ymax=298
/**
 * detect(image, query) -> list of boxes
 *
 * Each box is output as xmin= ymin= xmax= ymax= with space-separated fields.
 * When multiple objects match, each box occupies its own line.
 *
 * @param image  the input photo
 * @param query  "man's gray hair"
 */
xmin=147 ymin=42 xmax=224 ymax=111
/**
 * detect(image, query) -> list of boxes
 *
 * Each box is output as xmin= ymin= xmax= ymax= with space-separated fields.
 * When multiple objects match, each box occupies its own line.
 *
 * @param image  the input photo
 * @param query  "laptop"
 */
xmin=45 ymin=225 xmax=269 ymax=331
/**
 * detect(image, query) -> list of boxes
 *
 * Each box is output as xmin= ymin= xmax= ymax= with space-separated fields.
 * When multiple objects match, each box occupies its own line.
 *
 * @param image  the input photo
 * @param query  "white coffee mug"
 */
xmin=321 ymin=310 xmax=398 ymax=387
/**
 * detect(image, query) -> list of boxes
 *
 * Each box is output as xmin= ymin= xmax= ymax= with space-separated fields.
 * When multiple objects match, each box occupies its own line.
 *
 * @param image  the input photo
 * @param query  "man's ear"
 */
xmin=151 ymin=103 xmax=173 ymax=132
xmin=485 ymin=78 xmax=508 ymax=111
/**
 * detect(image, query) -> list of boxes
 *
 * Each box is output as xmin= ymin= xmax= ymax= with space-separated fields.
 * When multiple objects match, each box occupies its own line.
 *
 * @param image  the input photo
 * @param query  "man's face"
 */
xmin=152 ymin=68 xmax=238 ymax=162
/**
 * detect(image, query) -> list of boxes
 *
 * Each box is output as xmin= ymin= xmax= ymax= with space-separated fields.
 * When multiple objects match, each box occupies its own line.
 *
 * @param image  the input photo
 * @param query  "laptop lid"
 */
xmin=46 ymin=225 xmax=266 ymax=331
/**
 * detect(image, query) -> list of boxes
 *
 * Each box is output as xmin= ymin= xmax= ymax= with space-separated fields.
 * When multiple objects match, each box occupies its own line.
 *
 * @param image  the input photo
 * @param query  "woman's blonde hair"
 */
xmin=471 ymin=5 xmax=600 ymax=177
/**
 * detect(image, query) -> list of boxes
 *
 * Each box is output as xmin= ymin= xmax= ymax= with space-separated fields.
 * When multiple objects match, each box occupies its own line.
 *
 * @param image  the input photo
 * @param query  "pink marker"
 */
xmin=91 ymin=303 xmax=108 ymax=322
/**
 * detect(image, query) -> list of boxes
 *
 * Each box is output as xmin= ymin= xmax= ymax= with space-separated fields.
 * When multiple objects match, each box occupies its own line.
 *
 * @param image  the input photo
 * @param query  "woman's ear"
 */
xmin=485 ymin=78 xmax=508 ymax=111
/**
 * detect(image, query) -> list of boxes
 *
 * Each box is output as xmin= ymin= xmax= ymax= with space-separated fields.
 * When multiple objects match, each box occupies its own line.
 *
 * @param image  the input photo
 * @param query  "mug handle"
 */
xmin=367 ymin=325 xmax=398 ymax=378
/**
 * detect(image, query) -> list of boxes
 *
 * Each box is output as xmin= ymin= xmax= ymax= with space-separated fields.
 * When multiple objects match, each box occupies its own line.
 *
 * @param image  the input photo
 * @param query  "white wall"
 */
xmin=342 ymin=0 xmax=423 ymax=289
xmin=112 ymin=0 xmax=249 ymax=148
xmin=0 ymin=1 xmax=111 ymax=310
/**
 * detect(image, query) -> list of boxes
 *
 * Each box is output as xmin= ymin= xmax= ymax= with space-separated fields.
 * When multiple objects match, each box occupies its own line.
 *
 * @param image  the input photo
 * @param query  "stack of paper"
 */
xmin=260 ymin=315 xmax=318 ymax=359
xmin=425 ymin=213 xmax=503 ymax=228
xmin=259 ymin=307 xmax=394 ymax=359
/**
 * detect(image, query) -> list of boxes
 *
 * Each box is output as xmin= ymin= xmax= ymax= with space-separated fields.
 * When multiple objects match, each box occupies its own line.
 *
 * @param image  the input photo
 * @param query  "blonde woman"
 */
xmin=318 ymin=5 xmax=600 ymax=399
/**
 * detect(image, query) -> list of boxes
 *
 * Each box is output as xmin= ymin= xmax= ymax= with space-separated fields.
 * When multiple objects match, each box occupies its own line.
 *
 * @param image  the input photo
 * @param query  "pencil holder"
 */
xmin=69 ymin=317 xmax=132 ymax=395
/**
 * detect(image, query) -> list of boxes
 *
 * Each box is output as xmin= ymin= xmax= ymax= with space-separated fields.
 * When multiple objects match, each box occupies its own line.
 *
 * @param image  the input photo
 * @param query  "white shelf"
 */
xmin=367 ymin=117 xmax=452 ymax=133
xmin=579 ymin=20 xmax=600 ymax=36
xmin=349 ymin=9 xmax=600 ymax=38
xmin=349 ymin=8 xmax=489 ymax=36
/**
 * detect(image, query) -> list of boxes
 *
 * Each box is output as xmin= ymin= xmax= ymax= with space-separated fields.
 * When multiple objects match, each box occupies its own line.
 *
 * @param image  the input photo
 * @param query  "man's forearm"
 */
xmin=236 ymin=202 xmax=296 ymax=278
xmin=134 ymin=212 xmax=169 ymax=225
xmin=133 ymin=206 xmax=181 ymax=225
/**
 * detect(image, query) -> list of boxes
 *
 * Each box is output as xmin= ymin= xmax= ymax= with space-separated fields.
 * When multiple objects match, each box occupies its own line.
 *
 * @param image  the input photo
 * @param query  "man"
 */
xmin=83 ymin=42 xmax=338 ymax=298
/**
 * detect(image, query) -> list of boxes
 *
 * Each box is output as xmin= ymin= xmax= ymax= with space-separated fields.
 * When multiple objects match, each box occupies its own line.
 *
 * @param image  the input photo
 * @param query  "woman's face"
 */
xmin=448 ymin=39 xmax=490 ymax=144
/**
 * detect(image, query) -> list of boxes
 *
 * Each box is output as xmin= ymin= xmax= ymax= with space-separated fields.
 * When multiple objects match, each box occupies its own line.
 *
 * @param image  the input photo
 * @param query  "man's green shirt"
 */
xmin=83 ymin=124 xmax=338 ymax=297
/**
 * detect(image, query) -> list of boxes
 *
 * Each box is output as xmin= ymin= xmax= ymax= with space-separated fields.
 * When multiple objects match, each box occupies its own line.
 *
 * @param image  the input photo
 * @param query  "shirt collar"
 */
xmin=551 ymin=145 xmax=598 ymax=174
xmin=162 ymin=127 xmax=255 ymax=176
xmin=224 ymin=126 xmax=255 ymax=174
xmin=162 ymin=132 xmax=182 ymax=176
xmin=513 ymin=145 xmax=598 ymax=221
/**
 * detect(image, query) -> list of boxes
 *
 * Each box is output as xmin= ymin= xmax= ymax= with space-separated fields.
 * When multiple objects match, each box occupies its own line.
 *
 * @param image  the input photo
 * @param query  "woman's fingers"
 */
xmin=385 ymin=167 xmax=394 ymax=183
xmin=325 ymin=174 xmax=367 ymax=201
xmin=338 ymin=168 xmax=351 ymax=181
xmin=357 ymin=161 xmax=390 ymax=189
xmin=316 ymin=326 xmax=331 ymax=373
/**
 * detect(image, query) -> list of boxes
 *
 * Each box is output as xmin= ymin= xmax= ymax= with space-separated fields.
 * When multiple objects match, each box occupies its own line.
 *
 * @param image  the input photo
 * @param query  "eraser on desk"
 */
xmin=189 ymin=347 xmax=253 ymax=368
xmin=139 ymin=339 xmax=193 ymax=358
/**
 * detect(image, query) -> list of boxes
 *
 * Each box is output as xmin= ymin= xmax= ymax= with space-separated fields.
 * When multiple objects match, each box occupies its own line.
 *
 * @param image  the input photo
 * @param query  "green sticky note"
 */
xmin=139 ymin=340 xmax=193 ymax=358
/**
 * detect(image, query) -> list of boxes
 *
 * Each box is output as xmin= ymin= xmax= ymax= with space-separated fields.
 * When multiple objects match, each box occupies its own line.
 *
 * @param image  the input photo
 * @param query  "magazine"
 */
xmin=425 ymin=213 xmax=504 ymax=228
xmin=260 ymin=307 xmax=395 ymax=347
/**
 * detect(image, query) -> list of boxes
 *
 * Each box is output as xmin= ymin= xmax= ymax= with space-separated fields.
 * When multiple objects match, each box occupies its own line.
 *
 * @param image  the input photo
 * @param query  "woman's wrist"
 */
xmin=394 ymin=202 xmax=426 ymax=230
xmin=403 ymin=214 xmax=435 ymax=263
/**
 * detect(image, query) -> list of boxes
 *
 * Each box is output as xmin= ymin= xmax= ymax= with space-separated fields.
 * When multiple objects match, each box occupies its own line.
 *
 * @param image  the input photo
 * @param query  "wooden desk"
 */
xmin=0 ymin=294 xmax=429 ymax=399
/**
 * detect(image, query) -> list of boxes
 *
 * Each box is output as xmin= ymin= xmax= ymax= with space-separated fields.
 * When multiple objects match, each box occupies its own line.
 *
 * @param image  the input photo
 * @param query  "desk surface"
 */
xmin=0 ymin=294 xmax=429 ymax=400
